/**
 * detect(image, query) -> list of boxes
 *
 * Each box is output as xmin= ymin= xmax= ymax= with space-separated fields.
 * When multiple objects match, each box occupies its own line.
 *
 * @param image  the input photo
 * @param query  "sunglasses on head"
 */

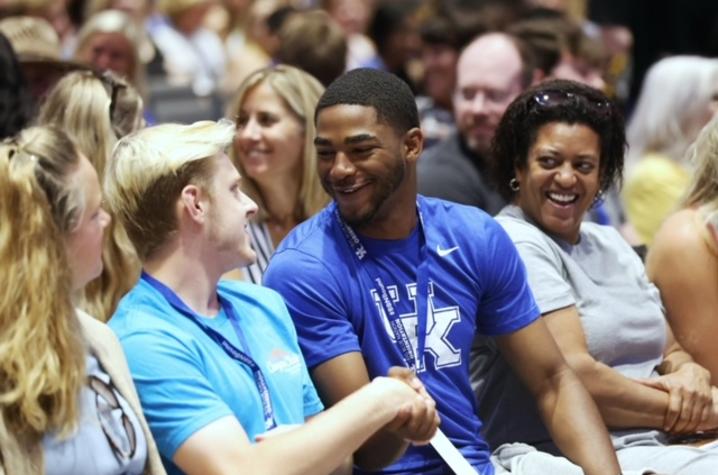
xmin=532 ymin=90 xmax=611 ymax=114
xmin=92 ymin=70 xmax=127 ymax=125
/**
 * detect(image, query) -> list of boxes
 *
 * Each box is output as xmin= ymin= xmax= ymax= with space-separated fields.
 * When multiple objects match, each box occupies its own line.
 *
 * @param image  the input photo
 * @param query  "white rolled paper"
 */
xmin=429 ymin=428 xmax=477 ymax=475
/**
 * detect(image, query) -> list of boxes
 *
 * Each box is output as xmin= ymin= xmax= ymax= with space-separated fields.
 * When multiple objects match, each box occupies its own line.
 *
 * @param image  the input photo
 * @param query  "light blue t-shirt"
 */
xmin=110 ymin=278 xmax=323 ymax=475
xmin=265 ymin=196 xmax=540 ymax=475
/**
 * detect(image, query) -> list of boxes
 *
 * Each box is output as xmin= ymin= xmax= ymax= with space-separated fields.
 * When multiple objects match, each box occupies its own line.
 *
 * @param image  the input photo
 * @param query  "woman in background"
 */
xmin=74 ymin=9 xmax=147 ymax=98
xmin=0 ymin=126 xmax=164 ymax=474
xmin=149 ymin=0 xmax=226 ymax=95
xmin=648 ymin=115 xmax=718 ymax=384
xmin=623 ymin=56 xmax=718 ymax=245
xmin=38 ymin=70 xmax=144 ymax=320
xmin=227 ymin=65 xmax=329 ymax=283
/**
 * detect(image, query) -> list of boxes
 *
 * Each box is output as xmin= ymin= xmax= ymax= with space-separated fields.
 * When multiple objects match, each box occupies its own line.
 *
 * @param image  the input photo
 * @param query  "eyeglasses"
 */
xmin=532 ymin=90 xmax=611 ymax=115
xmin=93 ymin=70 xmax=127 ymax=126
xmin=89 ymin=374 xmax=137 ymax=463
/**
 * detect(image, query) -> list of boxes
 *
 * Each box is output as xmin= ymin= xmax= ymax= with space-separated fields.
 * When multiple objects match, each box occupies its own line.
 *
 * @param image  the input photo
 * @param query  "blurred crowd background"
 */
xmin=1 ymin=0 xmax=716 ymax=128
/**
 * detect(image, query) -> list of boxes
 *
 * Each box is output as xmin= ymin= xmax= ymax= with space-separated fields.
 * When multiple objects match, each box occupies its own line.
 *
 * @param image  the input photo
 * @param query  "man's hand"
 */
xmin=638 ymin=362 xmax=713 ymax=433
xmin=696 ymin=386 xmax=718 ymax=432
xmin=383 ymin=366 xmax=440 ymax=445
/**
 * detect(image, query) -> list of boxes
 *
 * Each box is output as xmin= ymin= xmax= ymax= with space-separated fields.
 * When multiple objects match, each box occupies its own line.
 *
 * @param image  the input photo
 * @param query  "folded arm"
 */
xmin=543 ymin=305 xmax=718 ymax=434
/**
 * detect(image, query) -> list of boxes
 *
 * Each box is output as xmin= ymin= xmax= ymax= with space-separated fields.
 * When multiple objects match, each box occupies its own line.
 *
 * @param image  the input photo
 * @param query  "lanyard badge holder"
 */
xmin=141 ymin=272 xmax=277 ymax=432
xmin=335 ymin=203 xmax=476 ymax=474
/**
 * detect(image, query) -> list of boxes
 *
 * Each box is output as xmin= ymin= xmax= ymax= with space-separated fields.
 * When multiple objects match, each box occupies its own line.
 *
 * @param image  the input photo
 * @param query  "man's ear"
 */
xmin=179 ymin=184 xmax=208 ymax=225
xmin=404 ymin=127 xmax=424 ymax=164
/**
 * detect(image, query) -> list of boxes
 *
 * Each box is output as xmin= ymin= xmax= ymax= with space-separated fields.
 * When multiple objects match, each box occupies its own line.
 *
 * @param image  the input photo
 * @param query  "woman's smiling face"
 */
xmin=515 ymin=121 xmax=601 ymax=243
xmin=233 ymin=81 xmax=305 ymax=184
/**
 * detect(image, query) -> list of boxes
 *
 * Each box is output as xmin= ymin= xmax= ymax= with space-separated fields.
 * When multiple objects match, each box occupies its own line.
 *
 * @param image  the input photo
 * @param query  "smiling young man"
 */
xmin=264 ymin=68 xmax=622 ymax=475
xmin=104 ymin=120 xmax=441 ymax=475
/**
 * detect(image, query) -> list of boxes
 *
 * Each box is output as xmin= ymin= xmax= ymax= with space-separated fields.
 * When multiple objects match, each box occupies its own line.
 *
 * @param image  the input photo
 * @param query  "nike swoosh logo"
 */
xmin=437 ymin=245 xmax=459 ymax=257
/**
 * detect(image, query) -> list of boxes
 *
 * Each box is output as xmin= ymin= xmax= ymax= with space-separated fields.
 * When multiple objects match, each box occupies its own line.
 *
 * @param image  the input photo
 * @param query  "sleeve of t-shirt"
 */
xmin=500 ymin=220 xmax=576 ymax=315
xmin=301 ymin=357 xmax=324 ymax=418
xmin=118 ymin=327 xmax=235 ymax=460
xmin=264 ymin=248 xmax=360 ymax=370
xmin=475 ymin=217 xmax=541 ymax=335
xmin=266 ymin=287 xmax=325 ymax=418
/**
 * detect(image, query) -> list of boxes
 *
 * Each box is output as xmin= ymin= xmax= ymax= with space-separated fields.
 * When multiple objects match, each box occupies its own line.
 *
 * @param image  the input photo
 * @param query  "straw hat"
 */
xmin=0 ymin=16 xmax=84 ymax=70
xmin=157 ymin=0 xmax=215 ymax=17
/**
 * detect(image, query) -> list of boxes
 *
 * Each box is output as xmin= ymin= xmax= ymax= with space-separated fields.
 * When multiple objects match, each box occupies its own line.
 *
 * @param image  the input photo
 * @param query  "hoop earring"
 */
xmin=509 ymin=178 xmax=520 ymax=192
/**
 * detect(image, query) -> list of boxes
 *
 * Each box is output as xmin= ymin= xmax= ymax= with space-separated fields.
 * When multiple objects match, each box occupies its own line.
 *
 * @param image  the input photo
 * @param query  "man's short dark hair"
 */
xmin=315 ymin=68 xmax=419 ymax=133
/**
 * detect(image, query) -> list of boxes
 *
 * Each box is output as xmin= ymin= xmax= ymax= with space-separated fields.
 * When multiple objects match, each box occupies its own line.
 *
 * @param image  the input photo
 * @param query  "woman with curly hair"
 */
xmin=473 ymin=79 xmax=718 ymax=474
xmin=0 ymin=126 xmax=164 ymax=474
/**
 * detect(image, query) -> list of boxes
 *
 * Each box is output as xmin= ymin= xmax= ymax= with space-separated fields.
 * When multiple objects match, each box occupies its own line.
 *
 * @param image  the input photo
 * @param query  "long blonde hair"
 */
xmin=227 ymin=64 xmax=330 ymax=223
xmin=38 ymin=70 xmax=143 ymax=321
xmin=0 ymin=126 xmax=85 ymax=441
xmin=682 ymin=114 xmax=718 ymax=228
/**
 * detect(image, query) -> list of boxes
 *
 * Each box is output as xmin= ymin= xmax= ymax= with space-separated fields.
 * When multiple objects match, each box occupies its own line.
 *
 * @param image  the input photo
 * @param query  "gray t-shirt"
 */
xmin=472 ymin=205 xmax=668 ymax=453
xmin=43 ymin=353 xmax=148 ymax=475
xmin=417 ymin=133 xmax=506 ymax=215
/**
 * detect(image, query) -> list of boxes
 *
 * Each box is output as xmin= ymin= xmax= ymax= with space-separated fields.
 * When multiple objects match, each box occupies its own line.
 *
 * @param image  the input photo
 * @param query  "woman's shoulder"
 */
xmin=580 ymin=221 xmax=628 ymax=243
xmin=649 ymin=208 xmax=712 ymax=264
xmin=495 ymin=206 xmax=554 ymax=245
xmin=76 ymin=309 xmax=127 ymax=364
xmin=653 ymin=209 xmax=703 ymax=248
xmin=77 ymin=309 xmax=115 ymax=342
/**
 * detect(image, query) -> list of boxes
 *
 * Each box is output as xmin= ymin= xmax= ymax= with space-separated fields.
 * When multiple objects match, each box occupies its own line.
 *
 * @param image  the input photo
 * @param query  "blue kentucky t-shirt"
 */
xmin=264 ymin=195 xmax=539 ymax=475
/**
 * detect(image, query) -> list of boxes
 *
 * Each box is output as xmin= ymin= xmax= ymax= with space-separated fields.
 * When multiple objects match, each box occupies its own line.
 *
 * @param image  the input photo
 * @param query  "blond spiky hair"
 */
xmin=105 ymin=119 xmax=235 ymax=260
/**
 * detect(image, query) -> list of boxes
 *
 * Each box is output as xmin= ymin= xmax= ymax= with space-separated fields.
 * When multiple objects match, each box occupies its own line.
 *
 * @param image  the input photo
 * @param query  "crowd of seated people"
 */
xmin=1 ymin=0 xmax=718 ymax=474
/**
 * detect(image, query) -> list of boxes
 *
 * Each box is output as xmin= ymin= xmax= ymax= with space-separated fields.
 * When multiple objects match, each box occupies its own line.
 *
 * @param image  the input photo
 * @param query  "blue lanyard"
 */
xmin=140 ymin=271 xmax=277 ymax=431
xmin=334 ymin=202 xmax=430 ymax=372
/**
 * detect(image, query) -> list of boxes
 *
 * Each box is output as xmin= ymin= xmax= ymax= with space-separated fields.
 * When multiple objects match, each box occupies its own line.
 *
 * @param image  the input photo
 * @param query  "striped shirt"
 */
xmin=243 ymin=220 xmax=274 ymax=284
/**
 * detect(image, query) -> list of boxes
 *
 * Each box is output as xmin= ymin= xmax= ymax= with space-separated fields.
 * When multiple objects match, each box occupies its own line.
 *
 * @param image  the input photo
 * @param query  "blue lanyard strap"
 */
xmin=334 ymin=202 xmax=430 ymax=372
xmin=140 ymin=272 xmax=277 ymax=431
